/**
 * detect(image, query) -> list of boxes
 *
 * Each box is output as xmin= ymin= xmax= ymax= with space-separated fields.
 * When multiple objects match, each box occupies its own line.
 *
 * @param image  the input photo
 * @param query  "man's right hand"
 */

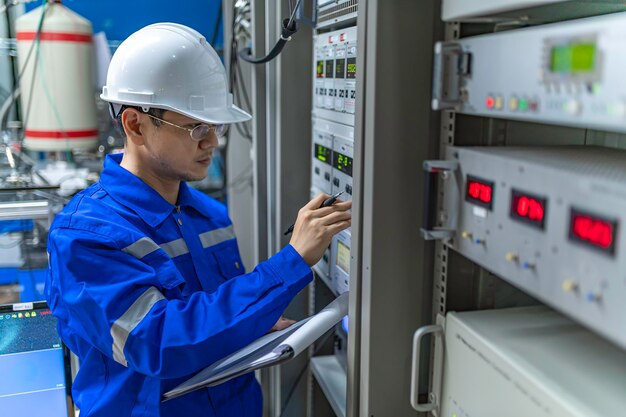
xmin=289 ymin=194 xmax=352 ymax=266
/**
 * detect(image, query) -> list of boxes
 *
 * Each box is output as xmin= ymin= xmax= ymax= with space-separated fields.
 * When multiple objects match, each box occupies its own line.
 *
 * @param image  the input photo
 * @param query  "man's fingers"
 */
xmin=303 ymin=194 xmax=330 ymax=210
xmin=318 ymin=210 xmax=352 ymax=226
xmin=326 ymin=220 xmax=352 ymax=235
xmin=307 ymin=200 xmax=353 ymax=218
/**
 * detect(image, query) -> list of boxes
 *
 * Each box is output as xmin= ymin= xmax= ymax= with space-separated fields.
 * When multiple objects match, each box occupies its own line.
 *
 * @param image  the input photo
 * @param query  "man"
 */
xmin=45 ymin=23 xmax=351 ymax=416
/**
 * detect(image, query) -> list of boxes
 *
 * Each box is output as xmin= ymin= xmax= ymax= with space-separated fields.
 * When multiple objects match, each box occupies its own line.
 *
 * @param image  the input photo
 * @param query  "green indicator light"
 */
xmin=519 ymin=98 xmax=528 ymax=111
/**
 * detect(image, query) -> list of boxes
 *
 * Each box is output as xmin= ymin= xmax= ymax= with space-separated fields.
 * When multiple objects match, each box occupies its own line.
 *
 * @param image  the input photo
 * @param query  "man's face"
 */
xmin=140 ymin=111 xmax=219 ymax=183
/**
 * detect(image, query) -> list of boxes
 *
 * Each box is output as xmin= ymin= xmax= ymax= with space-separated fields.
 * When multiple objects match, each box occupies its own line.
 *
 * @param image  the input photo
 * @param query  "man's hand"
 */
xmin=269 ymin=316 xmax=296 ymax=332
xmin=289 ymin=194 xmax=352 ymax=266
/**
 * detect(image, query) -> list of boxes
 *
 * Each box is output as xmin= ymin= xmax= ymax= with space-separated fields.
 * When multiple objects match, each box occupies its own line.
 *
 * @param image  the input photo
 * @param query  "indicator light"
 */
xmin=508 ymin=97 xmax=518 ymax=111
xmin=486 ymin=96 xmax=495 ymax=109
xmin=519 ymin=98 xmax=528 ymax=111
xmin=495 ymin=96 xmax=504 ymax=110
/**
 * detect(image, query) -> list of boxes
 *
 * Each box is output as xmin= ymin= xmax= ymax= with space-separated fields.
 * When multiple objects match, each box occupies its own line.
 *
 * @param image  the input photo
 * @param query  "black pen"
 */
xmin=284 ymin=191 xmax=345 ymax=236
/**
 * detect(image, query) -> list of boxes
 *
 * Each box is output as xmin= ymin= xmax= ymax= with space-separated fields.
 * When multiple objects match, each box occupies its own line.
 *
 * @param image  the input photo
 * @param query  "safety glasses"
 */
xmin=145 ymin=114 xmax=229 ymax=141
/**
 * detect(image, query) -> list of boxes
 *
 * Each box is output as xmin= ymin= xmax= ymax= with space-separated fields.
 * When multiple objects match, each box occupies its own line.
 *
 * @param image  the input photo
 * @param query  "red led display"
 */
xmin=510 ymin=189 xmax=547 ymax=229
xmin=465 ymin=175 xmax=494 ymax=210
xmin=569 ymin=208 xmax=618 ymax=256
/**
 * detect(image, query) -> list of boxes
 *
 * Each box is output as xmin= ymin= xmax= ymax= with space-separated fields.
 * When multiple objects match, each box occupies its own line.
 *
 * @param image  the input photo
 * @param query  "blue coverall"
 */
xmin=45 ymin=153 xmax=313 ymax=416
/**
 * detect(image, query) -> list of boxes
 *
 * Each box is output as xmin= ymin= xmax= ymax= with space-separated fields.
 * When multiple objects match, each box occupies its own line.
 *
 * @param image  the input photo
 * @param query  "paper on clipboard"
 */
xmin=162 ymin=292 xmax=349 ymax=402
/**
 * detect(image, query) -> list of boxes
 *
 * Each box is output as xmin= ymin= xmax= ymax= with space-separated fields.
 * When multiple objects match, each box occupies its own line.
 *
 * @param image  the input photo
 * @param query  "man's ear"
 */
xmin=121 ymin=108 xmax=147 ymax=146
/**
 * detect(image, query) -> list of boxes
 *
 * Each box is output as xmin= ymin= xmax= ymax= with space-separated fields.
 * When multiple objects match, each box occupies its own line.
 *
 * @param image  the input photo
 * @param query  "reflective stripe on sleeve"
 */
xmin=159 ymin=238 xmax=189 ymax=258
xmin=122 ymin=237 xmax=160 ymax=259
xmin=110 ymin=287 xmax=165 ymax=367
xmin=199 ymin=225 xmax=235 ymax=248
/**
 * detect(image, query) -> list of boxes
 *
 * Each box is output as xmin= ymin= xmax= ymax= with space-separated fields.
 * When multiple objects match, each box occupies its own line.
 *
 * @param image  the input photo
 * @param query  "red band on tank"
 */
xmin=25 ymin=129 xmax=98 ymax=139
xmin=16 ymin=32 xmax=92 ymax=43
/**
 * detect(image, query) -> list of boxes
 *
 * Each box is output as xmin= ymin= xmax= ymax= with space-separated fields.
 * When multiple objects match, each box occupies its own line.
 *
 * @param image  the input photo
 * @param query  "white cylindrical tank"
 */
xmin=16 ymin=0 xmax=98 ymax=151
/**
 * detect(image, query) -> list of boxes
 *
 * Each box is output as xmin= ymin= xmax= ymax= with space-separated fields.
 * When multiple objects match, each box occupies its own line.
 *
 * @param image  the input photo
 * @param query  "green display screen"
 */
xmin=333 ymin=151 xmax=353 ymax=176
xmin=315 ymin=143 xmax=332 ymax=165
xmin=550 ymin=43 xmax=596 ymax=74
xmin=316 ymin=60 xmax=324 ymax=78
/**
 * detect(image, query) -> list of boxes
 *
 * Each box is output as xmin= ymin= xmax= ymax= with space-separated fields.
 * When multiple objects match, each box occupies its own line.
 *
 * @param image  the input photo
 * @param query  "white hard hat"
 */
xmin=101 ymin=22 xmax=251 ymax=124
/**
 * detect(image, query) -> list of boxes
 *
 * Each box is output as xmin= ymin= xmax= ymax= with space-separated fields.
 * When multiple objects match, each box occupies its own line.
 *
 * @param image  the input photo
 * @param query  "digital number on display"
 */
xmin=346 ymin=57 xmax=357 ymax=79
xmin=316 ymin=60 xmax=324 ymax=78
xmin=333 ymin=152 xmax=353 ymax=176
xmin=315 ymin=144 xmax=332 ymax=165
xmin=568 ymin=208 xmax=617 ymax=256
xmin=465 ymin=175 xmax=494 ymax=210
xmin=510 ymin=189 xmax=547 ymax=230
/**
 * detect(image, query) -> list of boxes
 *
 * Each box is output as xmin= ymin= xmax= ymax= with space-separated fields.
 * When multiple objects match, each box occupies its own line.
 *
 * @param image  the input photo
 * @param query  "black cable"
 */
xmin=4 ymin=1 xmax=21 ymax=118
xmin=238 ymin=0 xmax=302 ymax=65
xmin=278 ymin=330 xmax=336 ymax=417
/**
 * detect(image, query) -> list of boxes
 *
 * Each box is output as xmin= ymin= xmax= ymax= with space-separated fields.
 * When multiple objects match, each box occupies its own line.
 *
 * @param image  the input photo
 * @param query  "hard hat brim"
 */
xmin=100 ymin=94 xmax=252 ymax=124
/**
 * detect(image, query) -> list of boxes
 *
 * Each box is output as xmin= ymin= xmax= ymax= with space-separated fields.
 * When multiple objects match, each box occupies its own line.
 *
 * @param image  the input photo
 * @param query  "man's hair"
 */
xmin=115 ymin=106 xmax=166 ymax=143
xmin=116 ymin=105 xmax=165 ymax=126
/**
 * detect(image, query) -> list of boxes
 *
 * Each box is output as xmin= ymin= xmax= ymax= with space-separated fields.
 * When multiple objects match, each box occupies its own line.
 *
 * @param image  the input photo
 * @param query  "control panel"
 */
xmin=311 ymin=187 xmax=333 ymax=287
xmin=331 ymin=132 xmax=354 ymax=198
xmin=433 ymin=146 xmax=626 ymax=349
xmin=432 ymin=12 xmax=626 ymax=133
xmin=311 ymin=118 xmax=335 ymax=195
xmin=331 ymin=229 xmax=351 ymax=294
xmin=313 ymin=26 xmax=358 ymax=125
xmin=310 ymin=115 xmax=354 ymax=295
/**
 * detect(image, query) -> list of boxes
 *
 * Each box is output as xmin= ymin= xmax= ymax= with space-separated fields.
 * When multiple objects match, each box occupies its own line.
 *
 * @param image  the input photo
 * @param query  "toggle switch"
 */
xmin=562 ymin=279 xmax=579 ymax=293
xmin=461 ymin=231 xmax=473 ymax=240
xmin=585 ymin=291 xmax=602 ymax=303
xmin=521 ymin=261 xmax=535 ymax=270
xmin=505 ymin=252 xmax=519 ymax=262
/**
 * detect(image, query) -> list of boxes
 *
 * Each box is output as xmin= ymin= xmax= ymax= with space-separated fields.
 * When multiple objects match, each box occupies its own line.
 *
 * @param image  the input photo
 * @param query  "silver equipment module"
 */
xmin=422 ymin=146 xmax=626 ymax=349
xmin=432 ymin=12 xmax=626 ymax=133
xmin=412 ymin=306 xmax=626 ymax=417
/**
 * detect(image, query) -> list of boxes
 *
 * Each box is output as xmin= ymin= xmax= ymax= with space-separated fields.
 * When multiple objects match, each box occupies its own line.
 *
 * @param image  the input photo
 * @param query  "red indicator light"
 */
xmin=510 ymin=190 xmax=547 ymax=229
xmin=569 ymin=209 xmax=618 ymax=256
xmin=486 ymin=96 xmax=495 ymax=109
xmin=466 ymin=176 xmax=494 ymax=210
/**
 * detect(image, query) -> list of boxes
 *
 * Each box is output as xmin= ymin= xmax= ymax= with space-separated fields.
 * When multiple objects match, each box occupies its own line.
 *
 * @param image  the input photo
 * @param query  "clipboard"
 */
xmin=162 ymin=292 xmax=349 ymax=402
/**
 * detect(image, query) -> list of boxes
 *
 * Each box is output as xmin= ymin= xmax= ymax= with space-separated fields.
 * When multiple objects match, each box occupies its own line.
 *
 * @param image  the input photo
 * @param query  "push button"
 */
xmin=333 ymin=178 xmax=340 ymax=187
xmin=345 ymin=184 xmax=352 ymax=195
xmin=315 ymin=167 xmax=320 ymax=175
xmin=324 ymin=172 xmax=330 ymax=181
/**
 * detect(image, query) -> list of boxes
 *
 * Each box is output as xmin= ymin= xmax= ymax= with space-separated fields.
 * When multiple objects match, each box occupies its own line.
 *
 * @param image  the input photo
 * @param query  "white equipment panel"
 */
xmin=440 ymin=307 xmax=626 ymax=417
xmin=313 ymin=26 xmax=357 ymax=126
xmin=311 ymin=118 xmax=335 ymax=195
xmin=427 ymin=146 xmax=626 ymax=349
xmin=432 ymin=12 xmax=626 ymax=134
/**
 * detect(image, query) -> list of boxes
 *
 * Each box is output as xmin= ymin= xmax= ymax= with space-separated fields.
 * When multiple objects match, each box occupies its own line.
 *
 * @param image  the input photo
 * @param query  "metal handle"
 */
xmin=410 ymin=324 xmax=443 ymax=412
xmin=431 ymin=42 xmax=466 ymax=110
xmin=420 ymin=160 xmax=458 ymax=240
